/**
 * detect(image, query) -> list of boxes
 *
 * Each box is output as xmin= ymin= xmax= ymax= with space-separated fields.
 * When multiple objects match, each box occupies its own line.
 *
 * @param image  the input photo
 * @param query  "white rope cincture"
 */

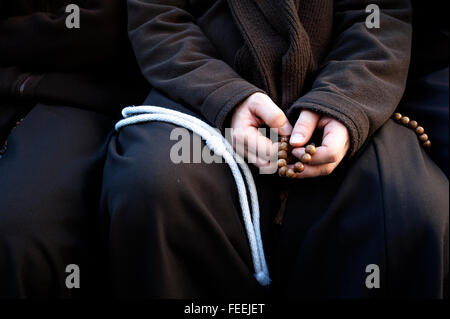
xmin=115 ymin=105 xmax=271 ymax=286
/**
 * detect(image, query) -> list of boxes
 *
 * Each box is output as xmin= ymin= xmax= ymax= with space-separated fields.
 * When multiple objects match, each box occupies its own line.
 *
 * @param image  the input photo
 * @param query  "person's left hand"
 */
xmin=288 ymin=110 xmax=350 ymax=178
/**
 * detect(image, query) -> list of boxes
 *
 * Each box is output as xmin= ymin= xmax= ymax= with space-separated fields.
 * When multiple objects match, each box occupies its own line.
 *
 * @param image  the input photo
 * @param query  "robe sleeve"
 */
xmin=287 ymin=0 xmax=412 ymax=157
xmin=126 ymin=0 xmax=263 ymax=129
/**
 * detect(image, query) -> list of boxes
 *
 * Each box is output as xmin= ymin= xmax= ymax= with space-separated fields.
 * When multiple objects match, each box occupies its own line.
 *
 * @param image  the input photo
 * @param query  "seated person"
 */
xmin=0 ymin=0 xmax=148 ymax=297
xmin=99 ymin=0 xmax=449 ymax=298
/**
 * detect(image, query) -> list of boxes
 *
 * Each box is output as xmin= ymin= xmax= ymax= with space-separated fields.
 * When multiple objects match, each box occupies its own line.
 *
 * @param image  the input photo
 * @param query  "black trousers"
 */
xmin=0 ymin=103 xmax=114 ymax=298
xmin=100 ymin=90 xmax=449 ymax=298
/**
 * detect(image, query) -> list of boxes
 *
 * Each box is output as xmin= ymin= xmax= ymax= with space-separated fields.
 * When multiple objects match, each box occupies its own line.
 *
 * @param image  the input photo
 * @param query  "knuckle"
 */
xmin=302 ymin=117 xmax=316 ymax=126
xmin=251 ymin=93 xmax=268 ymax=106
xmin=249 ymin=101 xmax=261 ymax=113
xmin=248 ymin=92 xmax=261 ymax=103
xmin=295 ymin=123 xmax=311 ymax=135
xmin=247 ymin=134 xmax=259 ymax=148
xmin=246 ymin=97 xmax=262 ymax=112
xmin=232 ymin=129 xmax=245 ymax=143
xmin=271 ymin=110 xmax=285 ymax=125
xmin=319 ymin=117 xmax=332 ymax=127
xmin=328 ymin=152 xmax=340 ymax=163
xmin=320 ymin=165 xmax=334 ymax=176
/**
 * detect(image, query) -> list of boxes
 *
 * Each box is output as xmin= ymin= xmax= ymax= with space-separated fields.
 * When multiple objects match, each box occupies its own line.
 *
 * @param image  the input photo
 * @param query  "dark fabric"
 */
xmin=287 ymin=0 xmax=412 ymax=157
xmin=0 ymin=104 xmax=113 ymax=298
xmin=409 ymin=0 xmax=449 ymax=78
xmin=0 ymin=0 xmax=149 ymax=117
xmin=276 ymin=119 xmax=448 ymax=298
xmin=397 ymin=1 xmax=449 ymax=177
xmin=0 ymin=99 xmax=33 ymax=146
xmin=228 ymin=0 xmax=332 ymax=108
xmin=99 ymin=90 xmax=279 ymax=298
xmin=100 ymin=90 xmax=448 ymax=298
xmin=399 ymin=67 xmax=449 ymax=177
xmin=127 ymin=0 xmax=412 ymax=157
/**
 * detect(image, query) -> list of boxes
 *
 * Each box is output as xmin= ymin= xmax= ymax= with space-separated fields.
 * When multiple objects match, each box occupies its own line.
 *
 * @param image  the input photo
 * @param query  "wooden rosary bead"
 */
xmin=278 ymin=150 xmax=288 ymax=159
xmin=277 ymin=159 xmax=287 ymax=168
xmin=419 ymin=134 xmax=429 ymax=142
xmin=276 ymin=139 xmax=317 ymax=178
xmin=294 ymin=162 xmax=305 ymax=173
xmin=400 ymin=116 xmax=410 ymax=125
xmin=286 ymin=168 xmax=296 ymax=178
xmin=415 ymin=126 xmax=424 ymax=135
xmin=393 ymin=113 xmax=431 ymax=151
xmin=305 ymin=144 xmax=316 ymax=155
xmin=279 ymin=142 xmax=289 ymax=151
xmin=300 ymin=153 xmax=312 ymax=164
xmin=408 ymin=120 xmax=418 ymax=129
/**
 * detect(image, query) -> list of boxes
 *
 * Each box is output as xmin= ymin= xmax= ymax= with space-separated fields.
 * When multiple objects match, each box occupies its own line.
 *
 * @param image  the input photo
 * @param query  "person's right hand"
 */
xmin=230 ymin=92 xmax=292 ymax=167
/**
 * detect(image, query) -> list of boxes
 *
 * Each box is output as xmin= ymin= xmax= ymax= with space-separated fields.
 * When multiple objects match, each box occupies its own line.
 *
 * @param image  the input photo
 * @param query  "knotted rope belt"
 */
xmin=115 ymin=105 xmax=271 ymax=286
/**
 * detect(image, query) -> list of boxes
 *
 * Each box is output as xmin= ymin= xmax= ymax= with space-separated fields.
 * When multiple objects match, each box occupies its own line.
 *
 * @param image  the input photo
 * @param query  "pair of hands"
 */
xmin=230 ymin=93 xmax=349 ymax=178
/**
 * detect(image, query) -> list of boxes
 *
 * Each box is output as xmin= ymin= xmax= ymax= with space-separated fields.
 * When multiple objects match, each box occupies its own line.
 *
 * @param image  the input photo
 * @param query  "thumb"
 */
xmin=252 ymin=96 xmax=292 ymax=136
xmin=290 ymin=110 xmax=320 ymax=147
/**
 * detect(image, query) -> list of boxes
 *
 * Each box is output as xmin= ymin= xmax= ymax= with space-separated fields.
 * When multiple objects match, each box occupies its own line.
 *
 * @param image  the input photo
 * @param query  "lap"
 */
xmin=0 ymin=103 xmax=114 ymax=297
xmin=278 ymin=119 xmax=448 ymax=298
xmin=0 ymin=103 xmax=114 ymax=226
xmin=100 ymin=90 xmax=281 ymax=297
xmin=103 ymin=89 xmax=448 ymax=298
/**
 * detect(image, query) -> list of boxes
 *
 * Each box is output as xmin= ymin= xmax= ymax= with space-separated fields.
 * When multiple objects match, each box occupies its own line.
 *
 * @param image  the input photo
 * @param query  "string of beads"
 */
xmin=277 ymin=136 xmax=316 ymax=178
xmin=393 ymin=113 xmax=431 ymax=150
xmin=277 ymin=113 xmax=431 ymax=177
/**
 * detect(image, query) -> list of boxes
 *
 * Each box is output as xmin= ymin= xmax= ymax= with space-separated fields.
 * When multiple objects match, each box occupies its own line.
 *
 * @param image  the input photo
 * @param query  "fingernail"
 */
xmin=290 ymin=134 xmax=304 ymax=145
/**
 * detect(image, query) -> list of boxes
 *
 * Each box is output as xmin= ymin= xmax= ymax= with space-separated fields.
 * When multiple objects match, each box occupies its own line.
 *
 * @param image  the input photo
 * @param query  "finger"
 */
xmin=288 ymin=162 xmax=338 ymax=179
xmin=252 ymin=97 xmax=292 ymax=136
xmin=291 ymin=119 xmax=349 ymax=165
xmin=244 ymin=127 xmax=278 ymax=161
xmin=292 ymin=146 xmax=343 ymax=166
xmin=290 ymin=110 xmax=320 ymax=147
xmin=232 ymin=127 xmax=278 ymax=161
xmin=243 ymin=147 xmax=271 ymax=168
xmin=291 ymin=147 xmax=331 ymax=165
xmin=320 ymin=118 xmax=349 ymax=162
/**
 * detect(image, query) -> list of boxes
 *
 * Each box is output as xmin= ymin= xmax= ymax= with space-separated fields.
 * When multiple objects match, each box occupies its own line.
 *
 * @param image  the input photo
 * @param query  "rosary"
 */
xmin=274 ymin=113 xmax=432 ymax=225
xmin=276 ymin=112 xmax=431 ymax=179
xmin=277 ymin=135 xmax=316 ymax=178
